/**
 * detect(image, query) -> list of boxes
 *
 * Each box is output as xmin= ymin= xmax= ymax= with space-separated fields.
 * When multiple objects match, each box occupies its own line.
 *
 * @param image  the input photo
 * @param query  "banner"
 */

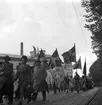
xmin=62 ymin=44 xmax=76 ymax=63
xmin=83 ymin=59 xmax=86 ymax=75
xmin=73 ymin=57 xmax=82 ymax=69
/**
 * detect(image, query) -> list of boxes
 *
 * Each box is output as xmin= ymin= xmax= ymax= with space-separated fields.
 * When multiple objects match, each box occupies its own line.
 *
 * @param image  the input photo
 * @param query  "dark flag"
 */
xmin=39 ymin=49 xmax=45 ymax=58
xmin=33 ymin=46 xmax=36 ymax=56
xmin=52 ymin=48 xmax=59 ymax=58
xmin=55 ymin=58 xmax=62 ymax=67
xmin=62 ymin=51 xmax=70 ymax=64
xmin=33 ymin=46 xmax=36 ymax=51
xmin=48 ymin=59 xmax=55 ymax=69
xmin=51 ymin=49 xmax=62 ymax=67
xmin=62 ymin=44 xmax=76 ymax=63
xmin=83 ymin=59 xmax=86 ymax=76
xmin=73 ymin=57 xmax=82 ymax=69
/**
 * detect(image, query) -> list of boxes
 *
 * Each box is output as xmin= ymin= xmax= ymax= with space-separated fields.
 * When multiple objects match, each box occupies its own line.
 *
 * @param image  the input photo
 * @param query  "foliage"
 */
xmin=81 ymin=0 xmax=102 ymax=57
xmin=89 ymin=59 xmax=102 ymax=83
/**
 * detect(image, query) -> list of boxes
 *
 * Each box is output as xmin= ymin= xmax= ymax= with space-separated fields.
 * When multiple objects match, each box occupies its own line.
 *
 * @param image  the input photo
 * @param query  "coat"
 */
xmin=0 ymin=62 xmax=13 ymax=90
xmin=33 ymin=63 xmax=47 ymax=91
xmin=16 ymin=64 xmax=31 ymax=84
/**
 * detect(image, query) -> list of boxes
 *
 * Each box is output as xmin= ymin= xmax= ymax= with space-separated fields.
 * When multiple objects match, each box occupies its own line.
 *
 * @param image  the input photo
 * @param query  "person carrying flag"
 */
xmin=74 ymin=72 xmax=80 ymax=93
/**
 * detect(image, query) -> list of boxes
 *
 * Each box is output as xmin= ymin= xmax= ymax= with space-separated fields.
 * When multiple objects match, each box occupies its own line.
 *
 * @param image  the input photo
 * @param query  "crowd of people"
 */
xmin=0 ymin=55 xmax=94 ymax=105
xmin=48 ymin=72 xmax=94 ymax=94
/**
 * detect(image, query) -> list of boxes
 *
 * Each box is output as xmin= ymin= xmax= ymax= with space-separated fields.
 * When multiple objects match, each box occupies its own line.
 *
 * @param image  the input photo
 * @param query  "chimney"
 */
xmin=20 ymin=42 xmax=24 ymax=56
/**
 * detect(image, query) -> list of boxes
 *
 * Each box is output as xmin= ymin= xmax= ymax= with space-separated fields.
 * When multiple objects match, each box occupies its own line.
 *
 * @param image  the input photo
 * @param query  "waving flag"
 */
xmin=73 ymin=57 xmax=82 ymax=69
xmin=33 ymin=46 xmax=36 ymax=57
xmin=83 ymin=58 xmax=86 ymax=75
xmin=62 ymin=44 xmax=76 ymax=63
xmin=55 ymin=58 xmax=62 ymax=67
xmin=48 ymin=59 xmax=55 ymax=69
xmin=39 ymin=49 xmax=45 ymax=58
xmin=62 ymin=51 xmax=70 ymax=64
xmin=51 ymin=49 xmax=63 ymax=67
xmin=52 ymin=48 xmax=59 ymax=58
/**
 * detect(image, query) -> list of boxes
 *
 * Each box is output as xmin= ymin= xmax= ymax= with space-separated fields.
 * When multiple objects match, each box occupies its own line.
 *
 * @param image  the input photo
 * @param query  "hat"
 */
xmin=21 ymin=55 xmax=28 ymax=61
xmin=3 ymin=55 xmax=11 ymax=61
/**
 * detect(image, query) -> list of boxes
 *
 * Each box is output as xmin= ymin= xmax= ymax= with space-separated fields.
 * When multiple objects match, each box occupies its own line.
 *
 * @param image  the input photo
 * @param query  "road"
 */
xmin=86 ymin=87 xmax=102 ymax=105
xmin=14 ymin=87 xmax=99 ymax=105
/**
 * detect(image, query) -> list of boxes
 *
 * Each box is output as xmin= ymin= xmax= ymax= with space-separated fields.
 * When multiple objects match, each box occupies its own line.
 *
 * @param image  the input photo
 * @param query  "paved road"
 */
xmin=87 ymin=87 xmax=102 ymax=105
xmin=14 ymin=87 xmax=99 ymax=105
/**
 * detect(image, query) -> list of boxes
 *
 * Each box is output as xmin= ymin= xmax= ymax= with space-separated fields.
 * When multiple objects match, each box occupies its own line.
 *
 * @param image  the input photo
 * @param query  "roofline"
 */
xmin=0 ymin=55 xmax=51 ymax=62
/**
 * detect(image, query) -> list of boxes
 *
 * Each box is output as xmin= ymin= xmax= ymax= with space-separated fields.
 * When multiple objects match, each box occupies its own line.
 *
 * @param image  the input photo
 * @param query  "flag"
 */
xmin=52 ymin=48 xmax=59 ymax=58
xmin=62 ymin=51 xmax=70 ymax=64
xmin=48 ymin=59 xmax=55 ymax=69
xmin=73 ymin=57 xmax=82 ymax=69
xmin=83 ymin=59 xmax=86 ymax=76
xmin=62 ymin=44 xmax=76 ymax=63
xmin=37 ymin=47 xmax=39 ymax=54
xmin=39 ymin=49 xmax=45 ymax=58
xmin=51 ymin=48 xmax=62 ymax=67
xmin=55 ymin=58 xmax=62 ymax=67
xmin=33 ymin=46 xmax=36 ymax=51
xmin=33 ymin=46 xmax=36 ymax=56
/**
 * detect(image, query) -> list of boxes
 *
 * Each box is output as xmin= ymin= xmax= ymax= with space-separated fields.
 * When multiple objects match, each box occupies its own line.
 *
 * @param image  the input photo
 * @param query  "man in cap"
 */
xmin=15 ymin=55 xmax=31 ymax=105
xmin=0 ymin=55 xmax=13 ymax=104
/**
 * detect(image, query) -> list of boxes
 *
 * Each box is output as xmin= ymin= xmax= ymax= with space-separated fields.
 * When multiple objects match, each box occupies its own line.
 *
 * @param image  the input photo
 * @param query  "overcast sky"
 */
xmin=0 ymin=0 xmax=97 ymax=74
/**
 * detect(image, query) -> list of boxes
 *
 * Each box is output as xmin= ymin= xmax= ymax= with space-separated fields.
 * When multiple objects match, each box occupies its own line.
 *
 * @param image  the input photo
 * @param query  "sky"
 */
xmin=0 ymin=0 xmax=97 ymax=75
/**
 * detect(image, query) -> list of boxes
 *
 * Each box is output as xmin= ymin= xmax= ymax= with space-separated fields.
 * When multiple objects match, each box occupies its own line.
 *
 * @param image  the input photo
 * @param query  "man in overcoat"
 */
xmin=32 ymin=59 xmax=48 ymax=101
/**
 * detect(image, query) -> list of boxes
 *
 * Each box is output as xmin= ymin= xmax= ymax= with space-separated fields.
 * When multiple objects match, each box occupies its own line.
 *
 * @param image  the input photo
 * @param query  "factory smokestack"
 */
xmin=20 ymin=42 xmax=24 ymax=56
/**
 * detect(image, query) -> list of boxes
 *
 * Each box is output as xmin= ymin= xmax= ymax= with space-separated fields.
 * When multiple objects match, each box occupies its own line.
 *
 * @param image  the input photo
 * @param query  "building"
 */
xmin=0 ymin=42 xmax=51 ymax=69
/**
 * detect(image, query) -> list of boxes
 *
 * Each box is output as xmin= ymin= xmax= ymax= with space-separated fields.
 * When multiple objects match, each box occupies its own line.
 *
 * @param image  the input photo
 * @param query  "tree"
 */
xmin=81 ymin=0 xmax=102 ymax=57
xmin=89 ymin=59 xmax=102 ymax=85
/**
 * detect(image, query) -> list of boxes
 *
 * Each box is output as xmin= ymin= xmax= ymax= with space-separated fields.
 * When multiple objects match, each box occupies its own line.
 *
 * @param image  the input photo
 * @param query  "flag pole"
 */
xmin=80 ymin=56 xmax=83 ymax=76
xmin=74 ymin=43 xmax=77 ymax=76
xmin=85 ymin=57 xmax=87 ymax=76
xmin=74 ymin=43 xmax=76 ymax=62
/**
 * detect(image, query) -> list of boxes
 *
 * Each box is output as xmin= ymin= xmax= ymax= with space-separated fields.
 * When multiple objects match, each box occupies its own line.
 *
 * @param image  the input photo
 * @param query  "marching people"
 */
xmin=53 ymin=81 xmax=57 ymax=94
xmin=74 ymin=72 xmax=80 ymax=93
xmin=81 ymin=75 xmax=87 ymax=91
xmin=15 ymin=55 xmax=31 ymax=105
xmin=13 ymin=63 xmax=21 ymax=100
xmin=69 ymin=76 xmax=74 ymax=92
xmin=0 ymin=55 xmax=13 ymax=105
xmin=31 ymin=58 xmax=48 ymax=101
xmin=65 ymin=75 xmax=69 ymax=93
xmin=41 ymin=59 xmax=49 ymax=93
